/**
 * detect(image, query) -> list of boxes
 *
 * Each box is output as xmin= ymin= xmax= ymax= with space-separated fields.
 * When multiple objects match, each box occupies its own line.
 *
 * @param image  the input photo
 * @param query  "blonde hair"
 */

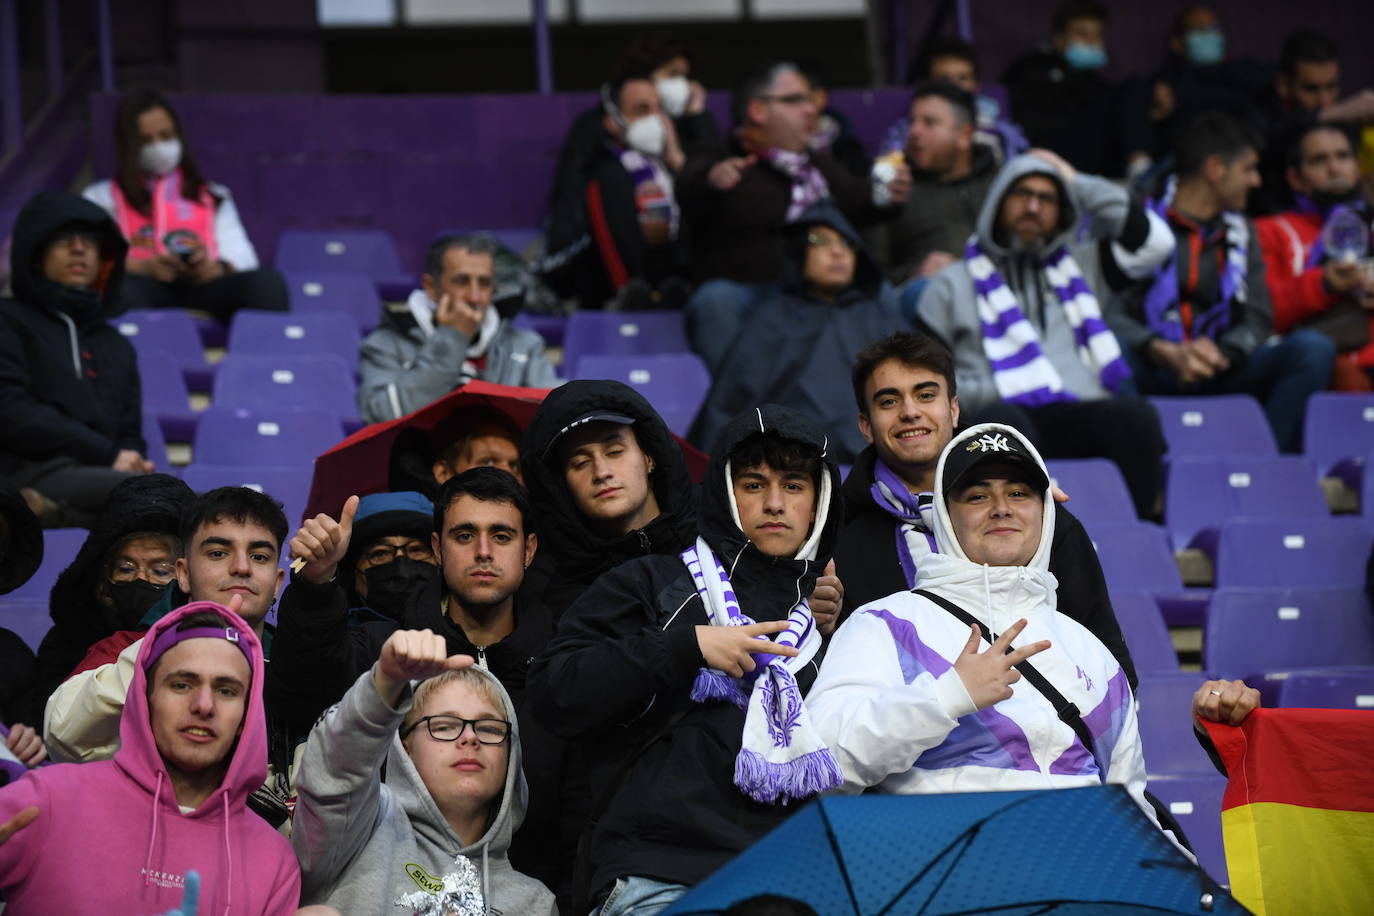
xmin=400 ymin=667 xmax=507 ymax=739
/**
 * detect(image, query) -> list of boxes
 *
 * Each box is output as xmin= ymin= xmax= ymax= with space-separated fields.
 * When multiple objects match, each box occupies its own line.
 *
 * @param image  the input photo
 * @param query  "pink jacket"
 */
xmin=0 ymin=602 xmax=300 ymax=915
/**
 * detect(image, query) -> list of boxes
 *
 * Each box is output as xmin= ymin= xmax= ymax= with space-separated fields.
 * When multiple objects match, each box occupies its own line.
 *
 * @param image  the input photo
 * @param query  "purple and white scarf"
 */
xmin=1142 ymin=177 xmax=1249 ymax=342
xmin=682 ymin=537 xmax=842 ymax=804
xmin=869 ymin=458 xmax=938 ymax=589
xmin=618 ymin=147 xmax=680 ymax=240
xmin=967 ymin=239 xmax=1130 ymax=407
xmin=760 ymin=148 xmax=830 ymax=222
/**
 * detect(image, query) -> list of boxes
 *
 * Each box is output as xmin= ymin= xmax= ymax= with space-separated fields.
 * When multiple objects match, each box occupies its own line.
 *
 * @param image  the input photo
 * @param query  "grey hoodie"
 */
xmin=292 ymin=665 xmax=556 ymax=916
xmin=915 ymin=155 xmax=1168 ymax=413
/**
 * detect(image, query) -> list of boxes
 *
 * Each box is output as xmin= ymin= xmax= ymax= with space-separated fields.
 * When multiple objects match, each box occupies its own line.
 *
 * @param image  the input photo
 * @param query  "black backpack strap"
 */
xmin=914 ymin=589 xmax=1099 ymax=767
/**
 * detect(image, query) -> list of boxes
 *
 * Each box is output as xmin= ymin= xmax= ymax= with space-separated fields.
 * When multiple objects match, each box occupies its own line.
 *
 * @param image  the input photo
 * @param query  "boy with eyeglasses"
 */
xmin=292 ymin=627 xmax=556 ymax=915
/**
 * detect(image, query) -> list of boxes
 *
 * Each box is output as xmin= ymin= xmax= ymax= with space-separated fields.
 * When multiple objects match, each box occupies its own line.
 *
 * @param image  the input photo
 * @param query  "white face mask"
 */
xmin=655 ymin=76 xmax=691 ymax=118
xmin=624 ymin=114 xmax=667 ymax=157
xmin=140 ymin=139 xmax=182 ymax=176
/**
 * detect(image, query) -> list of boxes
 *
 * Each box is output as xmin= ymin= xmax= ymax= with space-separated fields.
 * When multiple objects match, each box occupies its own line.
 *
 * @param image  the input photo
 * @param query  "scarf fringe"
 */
xmin=691 ymin=668 xmax=750 ymax=708
xmin=735 ymin=746 xmax=845 ymax=804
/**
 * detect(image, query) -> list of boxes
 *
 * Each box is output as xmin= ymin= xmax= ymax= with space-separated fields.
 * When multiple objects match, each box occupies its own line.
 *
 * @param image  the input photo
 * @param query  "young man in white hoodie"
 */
xmin=357 ymin=234 xmax=560 ymax=423
xmin=808 ymin=423 xmax=1184 ymax=851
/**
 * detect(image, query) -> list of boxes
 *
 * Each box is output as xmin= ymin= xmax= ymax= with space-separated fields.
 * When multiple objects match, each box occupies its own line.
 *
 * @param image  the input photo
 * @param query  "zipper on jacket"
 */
xmin=636 ymin=529 xmax=651 ymax=553
xmin=475 ymin=645 xmax=488 ymax=669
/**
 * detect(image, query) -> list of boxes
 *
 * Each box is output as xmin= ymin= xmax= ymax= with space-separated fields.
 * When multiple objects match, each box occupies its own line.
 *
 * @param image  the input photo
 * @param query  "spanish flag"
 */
xmin=1203 ymin=708 xmax=1374 ymax=916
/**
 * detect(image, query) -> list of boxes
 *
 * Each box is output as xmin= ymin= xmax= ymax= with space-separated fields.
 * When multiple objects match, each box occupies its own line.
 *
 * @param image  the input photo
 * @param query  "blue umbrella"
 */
xmin=664 ymin=786 xmax=1249 ymax=915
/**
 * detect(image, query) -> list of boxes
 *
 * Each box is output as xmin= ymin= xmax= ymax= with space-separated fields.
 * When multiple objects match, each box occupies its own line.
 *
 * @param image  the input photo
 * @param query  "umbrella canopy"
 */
xmin=664 ymin=787 xmax=1250 ymax=916
xmin=303 ymin=380 xmax=708 ymax=521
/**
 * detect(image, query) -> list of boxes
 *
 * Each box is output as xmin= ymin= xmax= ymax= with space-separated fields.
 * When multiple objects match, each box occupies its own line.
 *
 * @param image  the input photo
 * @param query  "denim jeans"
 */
xmin=593 ymin=876 xmax=689 ymax=916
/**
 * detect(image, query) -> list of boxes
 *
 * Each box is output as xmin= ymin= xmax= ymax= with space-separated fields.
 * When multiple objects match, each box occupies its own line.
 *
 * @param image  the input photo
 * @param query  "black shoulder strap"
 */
xmin=914 ymin=589 xmax=1098 ymax=763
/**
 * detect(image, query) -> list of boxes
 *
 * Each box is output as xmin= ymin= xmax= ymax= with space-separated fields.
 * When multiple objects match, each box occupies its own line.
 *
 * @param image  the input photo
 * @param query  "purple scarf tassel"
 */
xmin=691 ymin=668 xmax=752 ymax=708
xmin=735 ymin=746 xmax=845 ymax=805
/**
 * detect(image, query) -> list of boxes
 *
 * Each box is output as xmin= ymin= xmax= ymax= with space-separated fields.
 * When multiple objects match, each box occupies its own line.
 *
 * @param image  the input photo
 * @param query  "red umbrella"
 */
xmin=302 ymin=380 xmax=708 ymax=521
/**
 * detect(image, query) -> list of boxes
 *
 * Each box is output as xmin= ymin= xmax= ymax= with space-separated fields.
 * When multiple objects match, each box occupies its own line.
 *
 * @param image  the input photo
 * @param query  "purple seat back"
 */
xmin=1303 ymin=392 xmax=1374 ymax=477
xmin=212 ymin=354 xmax=360 ymax=424
xmin=137 ymin=351 xmax=199 ymax=441
xmin=1045 ymin=459 xmax=1137 ymax=524
xmin=114 ymin=309 xmax=209 ymax=373
xmin=283 ymin=270 xmax=384 ymax=334
xmin=1147 ymin=775 xmax=1229 ymax=883
xmin=511 ymin=312 xmax=569 ymax=348
xmin=1150 ymin=395 xmax=1277 ymax=460
xmin=1214 ymin=517 xmax=1372 ymax=589
xmin=180 ymin=463 xmax=314 ymax=529
xmin=193 ymin=406 xmax=344 ymax=468
xmin=1110 ymin=590 xmax=1179 ymax=675
xmin=1205 ymin=586 xmax=1374 ymax=678
xmin=1084 ymin=522 xmax=1184 ymax=593
xmin=274 ymin=228 xmax=403 ymax=278
xmin=1164 ymin=456 xmax=1328 ymax=551
xmin=1263 ymin=666 xmax=1374 ymax=709
xmin=1135 ymin=672 xmax=1221 ymax=776
xmin=6 ymin=528 xmax=87 ymax=602
xmin=563 ymin=310 xmax=689 ymax=377
xmin=142 ymin=408 xmax=170 ymax=469
xmin=227 ymin=309 xmax=362 ymax=361
xmin=575 ymin=352 xmax=710 ymax=437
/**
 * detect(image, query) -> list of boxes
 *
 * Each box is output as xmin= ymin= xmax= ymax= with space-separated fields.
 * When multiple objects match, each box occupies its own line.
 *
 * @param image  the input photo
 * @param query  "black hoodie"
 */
xmin=0 ymin=479 xmax=43 ymax=724
xmin=690 ymin=201 xmax=904 ymax=462
xmin=520 ymin=379 xmax=698 ymax=618
xmin=0 ymin=192 xmax=142 ymax=479
xmin=527 ymin=404 xmax=844 ymax=897
xmin=20 ymin=473 xmax=193 ymax=726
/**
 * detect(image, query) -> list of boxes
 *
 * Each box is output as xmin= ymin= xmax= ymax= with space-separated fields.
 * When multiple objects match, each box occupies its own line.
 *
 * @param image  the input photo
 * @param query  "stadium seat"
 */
xmin=1135 ymin=672 xmax=1220 ymax=776
xmin=283 ymin=270 xmax=384 ymax=334
xmin=180 ymin=464 xmax=314 ymax=529
xmin=511 ymin=311 xmax=569 ymax=349
xmin=1204 ymin=586 xmax=1374 ymax=680
xmin=137 ymin=351 xmax=200 ymax=441
xmin=562 ymin=311 xmax=689 ymax=377
xmin=1213 ymin=517 xmax=1372 ymax=589
xmin=192 ymin=407 xmax=344 ymax=468
xmin=1085 ymin=522 xmax=1211 ymax=626
xmin=574 ymin=352 xmax=710 ymax=437
xmin=115 ymin=309 xmax=214 ymax=390
xmin=211 ymin=354 xmax=362 ymax=430
xmin=227 ymin=309 xmax=362 ymax=364
xmin=1110 ymin=590 xmax=1179 ymax=675
xmin=1149 ymin=395 xmax=1277 ymax=460
xmin=1163 ymin=456 xmax=1328 ymax=553
xmin=1259 ymin=667 xmax=1374 ymax=709
xmin=6 ymin=528 xmax=87 ymax=601
xmin=1045 ymin=459 xmax=1137 ymax=524
xmin=274 ymin=228 xmax=404 ymax=278
xmin=1303 ymin=392 xmax=1374 ymax=487
xmin=0 ymin=599 xmax=52 ymax=652
xmin=1148 ymin=775 xmax=1229 ymax=883
xmin=142 ymin=408 xmax=170 ymax=470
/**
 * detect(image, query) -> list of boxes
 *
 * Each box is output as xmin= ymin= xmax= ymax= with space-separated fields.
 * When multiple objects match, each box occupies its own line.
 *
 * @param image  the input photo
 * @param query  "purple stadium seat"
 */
xmin=1147 ymin=775 xmax=1229 ymax=883
xmin=574 ymin=352 xmax=710 ymax=437
xmin=192 ymin=407 xmax=344 ymax=468
xmin=115 ymin=309 xmax=214 ymax=390
xmin=1110 ymin=590 xmax=1179 ymax=675
xmin=142 ymin=408 xmax=170 ymax=470
xmin=1260 ymin=666 xmax=1374 ymax=709
xmin=562 ymin=311 xmax=689 ymax=378
xmin=0 ymin=600 xmax=52 ymax=652
xmin=1364 ymin=457 xmax=1374 ymax=529
xmin=1150 ymin=395 xmax=1277 ymax=460
xmin=137 ymin=351 xmax=199 ymax=442
xmin=274 ymin=228 xmax=403 ymax=278
xmin=1204 ymin=586 xmax=1374 ymax=682
xmin=282 ymin=270 xmax=384 ymax=334
xmin=1135 ymin=672 xmax=1219 ymax=776
xmin=226 ymin=309 xmax=362 ymax=363
xmin=1303 ymin=392 xmax=1374 ymax=487
xmin=1045 ymin=459 xmax=1137 ymax=524
xmin=180 ymin=464 xmax=314 ymax=528
xmin=6 ymin=528 xmax=87 ymax=602
xmin=511 ymin=311 xmax=569 ymax=348
xmin=211 ymin=354 xmax=362 ymax=430
xmin=1164 ymin=456 xmax=1327 ymax=553
xmin=1085 ymin=521 xmax=1210 ymax=626
xmin=1214 ymin=517 xmax=1372 ymax=589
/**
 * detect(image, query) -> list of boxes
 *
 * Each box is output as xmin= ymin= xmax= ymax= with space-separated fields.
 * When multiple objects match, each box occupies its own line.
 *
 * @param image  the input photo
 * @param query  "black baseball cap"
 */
xmin=542 ymin=410 xmax=637 ymax=458
xmin=942 ymin=425 xmax=1049 ymax=496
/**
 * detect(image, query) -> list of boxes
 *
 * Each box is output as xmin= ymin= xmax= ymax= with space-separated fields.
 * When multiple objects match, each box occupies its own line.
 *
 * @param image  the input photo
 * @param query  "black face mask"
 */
xmin=363 ymin=557 xmax=439 ymax=620
xmin=105 ymin=579 xmax=169 ymax=627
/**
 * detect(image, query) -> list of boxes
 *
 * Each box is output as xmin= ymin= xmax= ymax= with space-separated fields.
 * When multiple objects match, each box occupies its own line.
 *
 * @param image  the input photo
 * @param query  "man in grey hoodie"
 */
xmin=357 ymin=233 xmax=561 ymax=424
xmin=916 ymin=149 xmax=1171 ymax=516
xmin=291 ymin=628 xmax=556 ymax=916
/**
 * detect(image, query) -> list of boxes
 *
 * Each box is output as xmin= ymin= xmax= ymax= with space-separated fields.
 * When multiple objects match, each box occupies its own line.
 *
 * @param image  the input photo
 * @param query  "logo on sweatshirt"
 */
xmin=404 ymin=863 xmax=444 ymax=894
xmin=139 ymin=868 xmax=187 ymax=891
xmin=1076 ymin=665 xmax=1094 ymax=692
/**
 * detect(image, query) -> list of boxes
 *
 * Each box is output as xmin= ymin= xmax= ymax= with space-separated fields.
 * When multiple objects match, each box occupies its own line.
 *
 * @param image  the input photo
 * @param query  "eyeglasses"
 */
xmin=401 ymin=715 xmax=510 ymax=745
xmin=361 ymin=541 xmax=434 ymax=568
xmin=1006 ymin=186 xmax=1059 ymax=208
xmin=757 ymin=92 xmax=812 ymax=106
xmin=109 ymin=561 xmax=177 ymax=584
xmin=806 ymin=232 xmax=852 ymax=251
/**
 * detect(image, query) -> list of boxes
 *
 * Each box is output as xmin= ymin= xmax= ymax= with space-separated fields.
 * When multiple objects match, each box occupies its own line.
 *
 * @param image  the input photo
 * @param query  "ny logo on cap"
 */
xmin=966 ymin=433 xmax=1012 ymax=453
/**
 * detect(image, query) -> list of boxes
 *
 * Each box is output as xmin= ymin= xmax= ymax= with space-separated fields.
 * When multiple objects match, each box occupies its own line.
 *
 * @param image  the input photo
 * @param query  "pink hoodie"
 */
xmin=0 ymin=602 xmax=300 ymax=915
